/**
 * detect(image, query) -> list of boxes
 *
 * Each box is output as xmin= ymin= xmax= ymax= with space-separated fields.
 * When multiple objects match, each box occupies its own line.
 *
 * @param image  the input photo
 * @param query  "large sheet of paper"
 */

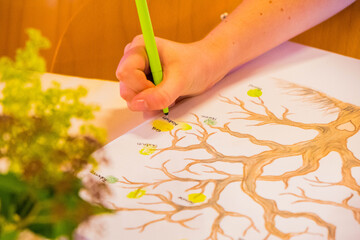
xmin=78 ymin=42 xmax=360 ymax=240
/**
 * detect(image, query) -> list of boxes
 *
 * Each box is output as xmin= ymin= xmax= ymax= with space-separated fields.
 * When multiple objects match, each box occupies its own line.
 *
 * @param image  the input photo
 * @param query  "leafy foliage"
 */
xmin=0 ymin=29 xmax=111 ymax=240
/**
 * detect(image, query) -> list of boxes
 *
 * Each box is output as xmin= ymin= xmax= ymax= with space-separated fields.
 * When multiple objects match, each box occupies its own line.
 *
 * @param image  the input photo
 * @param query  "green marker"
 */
xmin=135 ymin=0 xmax=169 ymax=115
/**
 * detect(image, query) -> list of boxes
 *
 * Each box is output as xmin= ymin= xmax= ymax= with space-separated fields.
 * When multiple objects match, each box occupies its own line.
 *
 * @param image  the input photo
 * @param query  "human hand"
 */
xmin=116 ymin=35 xmax=225 ymax=112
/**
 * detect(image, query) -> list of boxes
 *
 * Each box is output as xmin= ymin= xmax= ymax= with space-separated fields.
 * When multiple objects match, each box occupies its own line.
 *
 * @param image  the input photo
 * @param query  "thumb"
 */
xmin=129 ymin=71 xmax=185 ymax=111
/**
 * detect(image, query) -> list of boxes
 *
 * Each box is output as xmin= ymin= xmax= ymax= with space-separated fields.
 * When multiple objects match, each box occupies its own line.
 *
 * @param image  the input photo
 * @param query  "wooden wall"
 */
xmin=292 ymin=1 xmax=360 ymax=59
xmin=1 ymin=0 xmax=359 ymax=81
xmin=0 ymin=0 xmax=87 ymax=66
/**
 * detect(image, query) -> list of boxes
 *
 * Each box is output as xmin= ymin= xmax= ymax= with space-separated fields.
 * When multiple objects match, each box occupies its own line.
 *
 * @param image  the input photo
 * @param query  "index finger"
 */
xmin=116 ymin=45 xmax=154 ymax=93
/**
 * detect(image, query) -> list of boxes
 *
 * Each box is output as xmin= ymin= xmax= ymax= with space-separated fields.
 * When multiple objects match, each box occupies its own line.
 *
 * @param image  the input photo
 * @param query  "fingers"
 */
xmin=116 ymin=35 xmax=154 ymax=103
xmin=130 ymin=68 xmax=186 ymax=111
xmin=119 ymin=81 xmax=136 ymax=101
xmin=117 ymin=35 xmax=188 ymax=112
xmin=130 ymin=86 xmax=173 ymax=111
xmin=124 ymin=43 xmax=132 ymax=54
xmin=123 ymin=35 xmax=144 ymax=53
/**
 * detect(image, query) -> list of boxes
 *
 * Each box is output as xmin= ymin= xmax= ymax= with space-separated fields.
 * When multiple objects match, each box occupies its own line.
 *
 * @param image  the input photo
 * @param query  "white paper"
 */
xmin=78 ymin=42 xmax=360 ymax=240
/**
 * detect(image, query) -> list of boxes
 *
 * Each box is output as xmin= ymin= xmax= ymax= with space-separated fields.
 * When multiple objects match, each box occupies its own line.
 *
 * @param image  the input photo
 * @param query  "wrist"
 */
xmin=192 ymin=38 xmax=230 ymax=88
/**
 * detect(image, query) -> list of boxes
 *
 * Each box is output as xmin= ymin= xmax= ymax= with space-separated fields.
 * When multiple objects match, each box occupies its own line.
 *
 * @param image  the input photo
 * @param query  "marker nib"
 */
xmin=163 ymin=107 xmax=169 ymax=115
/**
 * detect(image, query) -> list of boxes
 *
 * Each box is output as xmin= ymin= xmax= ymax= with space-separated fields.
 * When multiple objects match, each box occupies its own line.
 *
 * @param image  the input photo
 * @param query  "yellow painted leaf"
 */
xmin=247 ymin=88 xmax=262 ymax=97
xmin=139 ymin=145 xmax=157 ymax=155
xmin=152 ymin=120 xmax=174 ymax=132
xmin=188 ymin=193 xmax=206 ymax=203
xmin=127 ymin=189 xmax=146 ymax=199
xmin=178 ymin=122 xmax=192 ymax=131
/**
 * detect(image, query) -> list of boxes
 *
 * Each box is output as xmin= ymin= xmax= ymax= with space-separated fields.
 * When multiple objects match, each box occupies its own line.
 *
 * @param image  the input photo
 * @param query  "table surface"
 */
xmin=40 ymin=73 xmax=146 ymax=143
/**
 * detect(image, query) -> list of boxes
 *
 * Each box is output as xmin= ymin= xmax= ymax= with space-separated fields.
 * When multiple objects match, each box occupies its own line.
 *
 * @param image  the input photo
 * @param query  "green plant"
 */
xmin=0 ymin=29 xmax=111 ymax=240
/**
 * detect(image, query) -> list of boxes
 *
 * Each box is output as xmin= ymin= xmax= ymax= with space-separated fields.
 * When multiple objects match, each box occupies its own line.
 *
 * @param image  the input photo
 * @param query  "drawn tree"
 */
xmin=110 ymin=81 xmax=360 ymax=240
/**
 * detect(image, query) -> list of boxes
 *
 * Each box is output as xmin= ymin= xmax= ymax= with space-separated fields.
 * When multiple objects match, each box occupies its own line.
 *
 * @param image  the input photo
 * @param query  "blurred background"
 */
xmin=1 ymin=0 xmax=359 ymax=81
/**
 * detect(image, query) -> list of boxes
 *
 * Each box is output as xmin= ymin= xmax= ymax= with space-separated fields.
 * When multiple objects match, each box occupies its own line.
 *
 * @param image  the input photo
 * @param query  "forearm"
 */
xmin=201 ymin=0 xmax=355 ymax=81
xmin=117 ymin=0 xmax=355 ymax=111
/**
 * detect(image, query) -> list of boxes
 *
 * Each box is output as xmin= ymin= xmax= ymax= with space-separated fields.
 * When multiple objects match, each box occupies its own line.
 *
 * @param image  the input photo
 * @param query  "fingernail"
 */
xmin=132 ymin=99 xmax=149 ymax=111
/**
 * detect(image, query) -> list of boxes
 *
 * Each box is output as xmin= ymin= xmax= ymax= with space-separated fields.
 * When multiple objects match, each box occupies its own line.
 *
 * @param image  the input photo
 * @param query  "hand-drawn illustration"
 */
xmin=85 ymin=79 xmax=360 ymax=240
